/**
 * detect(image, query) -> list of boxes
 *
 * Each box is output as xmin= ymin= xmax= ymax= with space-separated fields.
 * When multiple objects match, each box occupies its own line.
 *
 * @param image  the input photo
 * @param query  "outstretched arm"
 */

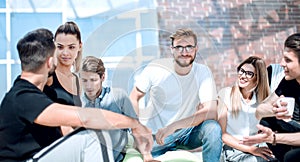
xmin=242 ymin=124 xmax=300 ymax=146
xmin=35 ymin=103 xmax=154 ymax=159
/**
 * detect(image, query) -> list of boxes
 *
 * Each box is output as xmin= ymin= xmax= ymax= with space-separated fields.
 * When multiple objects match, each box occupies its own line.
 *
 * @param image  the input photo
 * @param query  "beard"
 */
xmin=48 ymin=64 xmax=57 ymax=77
xmin=175 ymin=56 xmax=195 ymax=67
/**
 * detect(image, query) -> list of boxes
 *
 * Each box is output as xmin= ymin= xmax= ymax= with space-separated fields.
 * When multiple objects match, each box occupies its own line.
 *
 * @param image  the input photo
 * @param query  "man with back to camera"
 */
xmin=0 ymin=28 xmax=153 ymax=162
xmin=130 ymin=28 xmax=222 ymax=162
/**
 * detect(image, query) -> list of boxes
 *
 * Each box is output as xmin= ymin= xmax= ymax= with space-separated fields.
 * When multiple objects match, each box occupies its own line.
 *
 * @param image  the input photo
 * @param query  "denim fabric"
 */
xmin=222 ymin=144 xmax=275 ymax=162
xmin=151 ymin=120 xmax=222 ymax=162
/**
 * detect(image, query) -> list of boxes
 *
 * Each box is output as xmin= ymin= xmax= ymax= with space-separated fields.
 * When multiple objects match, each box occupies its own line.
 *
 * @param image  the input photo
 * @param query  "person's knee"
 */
xmin=284 ymin=149 xmax=300 ymax=162
xmin=201 ymin=120 xmax=221 ymax=136
xmin=197 ymin=120 xmax=222 ymax=144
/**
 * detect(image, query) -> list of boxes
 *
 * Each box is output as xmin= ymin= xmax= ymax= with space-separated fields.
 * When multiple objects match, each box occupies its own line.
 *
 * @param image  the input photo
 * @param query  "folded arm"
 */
xmin=156 ymin=100 xmax=217 ymax=145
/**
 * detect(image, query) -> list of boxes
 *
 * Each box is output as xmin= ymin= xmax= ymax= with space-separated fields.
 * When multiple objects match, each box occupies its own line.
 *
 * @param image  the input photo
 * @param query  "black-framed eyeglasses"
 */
xmin=172 ymin=45 xmax=196 ymax=53
xmin=238 ymin=68 xmax=256 ymax=79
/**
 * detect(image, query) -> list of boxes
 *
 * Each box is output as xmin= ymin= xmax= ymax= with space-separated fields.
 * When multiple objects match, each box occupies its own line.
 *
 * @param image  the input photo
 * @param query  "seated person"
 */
xmin=242 ymin=33 xmax=300 ymax=162
xmin=79 ymin=56 xmax=147 ymax=161
xmin=218 ymin=56 xmax=273 ymax=161
xmin=0 ymin=28 xmax=153 ymax=162
xmin=129 ymin=28 xmax=222 ymax=161
xmin=44 ymin=22 xmax=83 ymax=135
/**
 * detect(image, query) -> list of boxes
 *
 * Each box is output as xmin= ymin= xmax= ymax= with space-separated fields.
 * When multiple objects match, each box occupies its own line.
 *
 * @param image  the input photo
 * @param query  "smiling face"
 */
xmin=55 ymin=33 xmax=81 ymax=68
xmin=281 ymin=48 xmax=300 ymax=82
xmin=237 ymin=63 xmax=257 ymax=91
xmin=171 ymin=36 xmax=197 ymax=67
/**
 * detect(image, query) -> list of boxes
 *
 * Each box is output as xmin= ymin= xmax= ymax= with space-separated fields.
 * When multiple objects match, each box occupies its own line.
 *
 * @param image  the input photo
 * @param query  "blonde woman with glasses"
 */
xmin=218 ymin=56 xmax=276 ymax=161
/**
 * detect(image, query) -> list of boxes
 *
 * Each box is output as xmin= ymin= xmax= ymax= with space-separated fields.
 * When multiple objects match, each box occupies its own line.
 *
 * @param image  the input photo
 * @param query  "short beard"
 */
xmin=175 ymin=57 xmax=195 ymax=67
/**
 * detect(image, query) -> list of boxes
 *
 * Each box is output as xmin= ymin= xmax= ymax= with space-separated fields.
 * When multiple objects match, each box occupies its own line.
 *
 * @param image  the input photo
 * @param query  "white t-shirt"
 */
xmin=218 ymin=87 xmax=260 ymax=140
xmin=135 ymin=58 xmax=217 ymax=133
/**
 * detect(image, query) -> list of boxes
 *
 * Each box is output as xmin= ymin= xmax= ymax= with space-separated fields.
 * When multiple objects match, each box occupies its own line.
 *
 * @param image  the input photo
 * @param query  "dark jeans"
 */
xmin=260 ymin=117 xmax=300 ymax=162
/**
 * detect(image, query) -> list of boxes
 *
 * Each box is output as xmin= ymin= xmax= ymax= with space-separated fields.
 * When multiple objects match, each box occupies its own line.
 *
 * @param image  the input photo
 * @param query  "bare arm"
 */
xmin=255 ymin=92 xmax=279 ymax=120
xmin=35 ymin=103 xmax=154 ymax=158
xmin=242 ymin=124 xmax=300 ymax=146
xmin=155 ymin=100 xmax=217 ymax=145
xmin=170 ymin=100 xmax=217 ymax=128
xmin=276 ymin=133 xmax=300 ymax=146
xmin=129 ymin=86 xmax=145 ymax=116
xmin=35 ymin=103 xmax=141 ymax=129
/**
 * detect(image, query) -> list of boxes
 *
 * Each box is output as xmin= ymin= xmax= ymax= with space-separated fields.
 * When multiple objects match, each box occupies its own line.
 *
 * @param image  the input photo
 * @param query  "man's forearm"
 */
xmin=78 ymin=107 xmax=140 ymax=130
xmin=276 ymin=133 xmax=300 ymax=146
xmin=255 ymin=103 xmax=275 ymax=120
xmin=168 ymin=106 xmax=217 ymax=131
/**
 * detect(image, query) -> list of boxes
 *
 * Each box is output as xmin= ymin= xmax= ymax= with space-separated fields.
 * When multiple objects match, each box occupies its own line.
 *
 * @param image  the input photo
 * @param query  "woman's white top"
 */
xmin=219 ymin=87 xmax=260 ymax=140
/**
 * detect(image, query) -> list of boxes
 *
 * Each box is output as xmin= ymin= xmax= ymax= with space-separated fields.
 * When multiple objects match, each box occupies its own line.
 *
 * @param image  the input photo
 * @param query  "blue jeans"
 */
xmin=152 ymin=120 xmax=222 ymax=162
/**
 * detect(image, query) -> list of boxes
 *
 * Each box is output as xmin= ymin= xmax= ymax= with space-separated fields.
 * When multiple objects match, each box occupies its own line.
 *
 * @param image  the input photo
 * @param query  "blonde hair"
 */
xmin=230 ymin=56 xmax=270 ymax=117
xmin=170 ymin=28 xmax=197 ymax=46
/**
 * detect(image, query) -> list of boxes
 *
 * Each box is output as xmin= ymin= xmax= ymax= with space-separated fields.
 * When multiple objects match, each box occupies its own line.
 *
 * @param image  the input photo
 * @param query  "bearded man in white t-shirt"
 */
xmin=130 ymin=28 xmax=222 ymax=162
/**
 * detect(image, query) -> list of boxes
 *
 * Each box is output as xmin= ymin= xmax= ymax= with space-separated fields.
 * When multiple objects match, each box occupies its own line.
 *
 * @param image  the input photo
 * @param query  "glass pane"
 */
xmin=0 ymin=0 xmax=5 ymax=8
xmin=10 ymin=13 xmax=62 ymax=59
xmin=11 ymin=63 xmax=21 ymax=85
xmin=73 ymin=17 xmax=107 ymax=42
xmin=9 ymin=0 xmax=61 ymax=9
xmin=0 ymin=65 xmax=6 ymax=101
xmin=0 ymin=13 xmax=5 ymax=59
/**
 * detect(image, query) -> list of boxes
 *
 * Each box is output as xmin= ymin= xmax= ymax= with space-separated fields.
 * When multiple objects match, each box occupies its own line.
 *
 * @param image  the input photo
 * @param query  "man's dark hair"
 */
xmin=17 ymin=28 xmax=55 ymax=72
xmin=284 ymin=33 xmax=300 ymax=63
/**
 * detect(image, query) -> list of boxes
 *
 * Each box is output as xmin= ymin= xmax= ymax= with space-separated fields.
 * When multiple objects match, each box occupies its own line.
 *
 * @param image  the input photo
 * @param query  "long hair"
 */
xmin=230 ymin=56 xmax=270 ymax=117
xmin=54 ymin=21 xmax=82 ymax=72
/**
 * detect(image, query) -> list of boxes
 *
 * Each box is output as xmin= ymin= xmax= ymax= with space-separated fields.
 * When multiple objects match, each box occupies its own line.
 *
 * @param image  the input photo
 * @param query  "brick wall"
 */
xmin=156 ymin=0 xmax=300 ymax=91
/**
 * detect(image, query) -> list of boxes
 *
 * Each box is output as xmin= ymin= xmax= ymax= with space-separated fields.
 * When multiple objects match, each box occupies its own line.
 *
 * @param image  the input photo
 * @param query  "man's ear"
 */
xmin=47 ymin=57 xmax=54 ymax=69
xmin=170 ymin=46 xmax=174 ymax=55
xmin=101 ymin=73 xmax=105 ymax=81
xmin=79 ymin=43 xmax=83 ymax=52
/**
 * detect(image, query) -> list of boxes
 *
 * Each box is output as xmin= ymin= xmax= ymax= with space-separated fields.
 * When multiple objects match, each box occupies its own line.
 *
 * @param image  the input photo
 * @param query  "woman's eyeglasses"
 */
xmin=238 ymin=68 xmax=256 ymax=79
xmin=172 ymin=45 xmax=195 ymax=53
